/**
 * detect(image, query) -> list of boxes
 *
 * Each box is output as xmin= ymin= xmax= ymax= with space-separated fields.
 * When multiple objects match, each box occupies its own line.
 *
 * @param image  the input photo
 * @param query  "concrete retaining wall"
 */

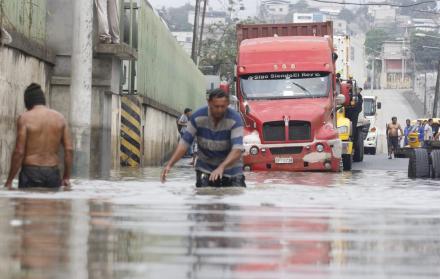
xmin=0 ymin=46 xmax=51 ymax=179
xmin=141 ymin=106 xmax=180 ymax=166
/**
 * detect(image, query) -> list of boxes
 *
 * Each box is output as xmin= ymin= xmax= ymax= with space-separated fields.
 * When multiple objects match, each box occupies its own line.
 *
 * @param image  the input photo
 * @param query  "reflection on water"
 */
xmin=1 ymin=168 xmax=440 ymax=279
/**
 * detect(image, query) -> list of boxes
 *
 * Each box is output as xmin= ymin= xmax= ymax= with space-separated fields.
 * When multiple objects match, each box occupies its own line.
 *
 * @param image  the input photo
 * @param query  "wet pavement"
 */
xmin=1 ymin=154 xmax=440 ymax=279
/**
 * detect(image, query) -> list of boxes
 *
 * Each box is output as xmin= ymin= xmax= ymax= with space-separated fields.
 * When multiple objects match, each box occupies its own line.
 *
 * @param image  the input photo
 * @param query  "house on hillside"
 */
xmin=259 ymin=0 xmax=290 ymax=23
xmin=380 ymin=40 xmax=414 ymax=89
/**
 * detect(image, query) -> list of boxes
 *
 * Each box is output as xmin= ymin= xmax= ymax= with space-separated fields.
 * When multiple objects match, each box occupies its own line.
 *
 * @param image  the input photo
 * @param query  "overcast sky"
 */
xmin=147 ymin=0 xmax=259 ymax=17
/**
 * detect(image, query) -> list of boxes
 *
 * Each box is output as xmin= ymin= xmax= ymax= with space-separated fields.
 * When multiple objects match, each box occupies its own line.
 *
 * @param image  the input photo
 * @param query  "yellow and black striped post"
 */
xmin=120 ymin=96 xmax=142 ymax=167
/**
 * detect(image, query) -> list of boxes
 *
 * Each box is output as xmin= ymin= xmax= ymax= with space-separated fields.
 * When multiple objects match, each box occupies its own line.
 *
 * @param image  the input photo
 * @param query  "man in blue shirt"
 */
xmin=403 ymin=118 xmax=412 ymax=146
xmin=161 ymin=89 xmax=245 ymax=187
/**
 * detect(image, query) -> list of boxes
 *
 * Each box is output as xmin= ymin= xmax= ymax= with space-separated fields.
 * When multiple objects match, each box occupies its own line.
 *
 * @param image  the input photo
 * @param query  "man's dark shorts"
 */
xmin=19 ymin=166 xmax=61 ymax=188
xmin=388 ymin=136 xmax=399 ymax=151
xmin=196 ymin=171 xmax=246 ymax=188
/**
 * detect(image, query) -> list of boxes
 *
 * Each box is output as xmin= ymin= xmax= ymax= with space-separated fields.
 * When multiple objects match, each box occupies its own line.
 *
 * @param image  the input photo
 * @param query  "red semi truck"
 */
xmin=236 ymin=22 xmax=344 ymax=172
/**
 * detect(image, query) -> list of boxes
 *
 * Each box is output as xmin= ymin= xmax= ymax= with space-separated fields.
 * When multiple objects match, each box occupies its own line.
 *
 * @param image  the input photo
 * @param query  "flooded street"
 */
xmin=1 ymin=156 xmax=440 ymax=279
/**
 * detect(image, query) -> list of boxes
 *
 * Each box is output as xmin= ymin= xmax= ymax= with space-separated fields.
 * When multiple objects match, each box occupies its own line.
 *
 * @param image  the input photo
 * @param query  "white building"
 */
xmin=293 ymin=13 xmax=327 ymax=23
xmin=412 ymin=18 xmax=438 ymax=32
xmin=333 ymin=19 xmax=348 ymax=35
xmin=368 ymin=6 xmax=397 ymax=27
xmin=259 ymin=0 xmax=290 ymax=22
xmin=188 ymin=10 xmax=227 ymax=27
xmin=172 ymin=31 xmax=193 ymax=56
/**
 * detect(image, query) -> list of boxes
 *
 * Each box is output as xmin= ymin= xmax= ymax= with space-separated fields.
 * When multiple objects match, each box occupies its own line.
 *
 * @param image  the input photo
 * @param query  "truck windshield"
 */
xmin=363 ymin=99 xmax=376 ymax=116
xmin=240 ymin=72 xmax=330 ymax=100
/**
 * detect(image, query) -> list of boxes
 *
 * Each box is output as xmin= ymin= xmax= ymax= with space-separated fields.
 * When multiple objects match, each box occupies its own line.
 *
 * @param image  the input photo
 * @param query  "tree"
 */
xmin=365 ymin=29 xmax=393 ymax=56
xmin=199 ymin=18 xmax=259 ymax=80
xmin=339 ymin=8 xmax=355 ymax=22
xmin=160 ymin=4 xmax=193 ymax=31
xmin=290 ymin=0 xmax=311 ymax=12
xmin=410 ymin=31 xmax=440 ymax=71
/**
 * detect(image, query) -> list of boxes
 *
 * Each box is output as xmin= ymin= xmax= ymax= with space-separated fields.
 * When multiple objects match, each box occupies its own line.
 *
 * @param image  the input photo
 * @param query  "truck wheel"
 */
xmin=431 ymin=150 xmax=440 ymax=178
xmin=353 ymin=130 xmax=364 ymax=162
xmin=408 ymin=149 xmax=430 ymax=178
xmin=342 ymin=154 xmax=352 ymax=171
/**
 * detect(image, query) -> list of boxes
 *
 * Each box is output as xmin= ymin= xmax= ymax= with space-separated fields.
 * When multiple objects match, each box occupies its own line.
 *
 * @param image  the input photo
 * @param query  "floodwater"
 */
xmin=1 ymin=160 xmax=440 ymax=279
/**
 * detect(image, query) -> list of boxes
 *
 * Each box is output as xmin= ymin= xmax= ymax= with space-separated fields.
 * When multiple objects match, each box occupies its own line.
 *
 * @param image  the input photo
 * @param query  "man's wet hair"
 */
xmin=208 ymin=88 xmax=229 ymax=101
xmin=24 ymin=83 xmax=46 ymax=110
xmin=428 ymin=118 xmax=433 ymax=122
xmin=406 ymin=118 xmax=411 ymax=122
xmin=184 ymin=108 xmax=192 ymax=114
xmin=392 ymin=116 xmax=397 ymax=121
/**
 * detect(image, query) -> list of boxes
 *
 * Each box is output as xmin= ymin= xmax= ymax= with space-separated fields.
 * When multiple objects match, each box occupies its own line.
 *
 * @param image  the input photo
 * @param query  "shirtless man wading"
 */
xmin=4 ymin=83 xmax=73 ymax=189
xmin=387 ymin=116 xmax=404 ymax=159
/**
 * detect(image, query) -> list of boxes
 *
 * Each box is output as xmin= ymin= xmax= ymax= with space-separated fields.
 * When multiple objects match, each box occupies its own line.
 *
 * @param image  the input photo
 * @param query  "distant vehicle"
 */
xmin=363 ymin=96 xmax=381 ymax=155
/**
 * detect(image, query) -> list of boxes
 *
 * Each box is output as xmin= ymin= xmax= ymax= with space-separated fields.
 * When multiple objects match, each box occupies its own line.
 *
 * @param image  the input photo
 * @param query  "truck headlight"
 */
xmin=250 ymin=146 xmax=259 ymax=155
xmin=337 ymin=126 xmax=349 ymax=135
xmin=316 ymin=144 xmax=325 ymax=152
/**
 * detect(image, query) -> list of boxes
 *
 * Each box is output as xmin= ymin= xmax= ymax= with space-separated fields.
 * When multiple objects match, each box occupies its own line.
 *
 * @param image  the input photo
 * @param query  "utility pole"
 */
xmin=433 ymin=60 xmax=440 ymax=118
xmin=424 ymin=71 xmax=427 ymax=116
xmin=401 ymin=39 xmax=405 ymax=84
xmin=191 ymin=0 xmax=201 ymax=64
xmin=371 ymin=58 xmax=375 ymax=90
xmin=197 ymin=0 xmax=208 ymax=66
xmin=70 ymin=0 xmax=93 ymax=177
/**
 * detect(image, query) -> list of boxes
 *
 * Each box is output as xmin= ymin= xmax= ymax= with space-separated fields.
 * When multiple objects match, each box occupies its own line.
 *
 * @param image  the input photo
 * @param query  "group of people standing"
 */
xmin=387 ymin=117 xmax=438 ymax=159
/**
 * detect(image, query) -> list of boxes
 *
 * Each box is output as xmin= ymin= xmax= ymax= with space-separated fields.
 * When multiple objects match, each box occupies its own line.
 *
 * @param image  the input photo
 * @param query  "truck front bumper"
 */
xmin=243 ymin=139 xmax=342 ymax=172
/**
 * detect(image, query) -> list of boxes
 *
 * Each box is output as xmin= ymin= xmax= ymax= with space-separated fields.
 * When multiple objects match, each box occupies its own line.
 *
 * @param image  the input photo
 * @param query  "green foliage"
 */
xmin=160 ymin=3 xmax=193 ymax=31
xmin=199 ymin=18 xmax=259 ymax=80
xmin=365 ymin=29 xmax=392 ymax=56
xmin=410 ymin=31 xmax=440 ymax=70
xmin=291 ymin=0 xmax=311 ymax=12
xmin=338 ymin=8 xmax=355 ymax=22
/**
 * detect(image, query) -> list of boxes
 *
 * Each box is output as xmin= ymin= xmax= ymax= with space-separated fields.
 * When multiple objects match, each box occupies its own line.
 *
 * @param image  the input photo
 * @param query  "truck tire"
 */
xmin=431 ymin=150 xmax=440 ymax=178
xmin=408 ymin=149 xmax=430 ymax=178
xmin=342 ymin=154 xmax=352 ymax=171
xmin=353 ymin=130 xmax=364 ymax=162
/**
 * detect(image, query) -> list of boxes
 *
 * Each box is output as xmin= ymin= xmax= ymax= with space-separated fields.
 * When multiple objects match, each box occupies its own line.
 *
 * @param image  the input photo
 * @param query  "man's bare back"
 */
xmin=21 ymin=106 xmax=67 ymax=166
xmin=4 ymin=83 xmax=73 ymax=189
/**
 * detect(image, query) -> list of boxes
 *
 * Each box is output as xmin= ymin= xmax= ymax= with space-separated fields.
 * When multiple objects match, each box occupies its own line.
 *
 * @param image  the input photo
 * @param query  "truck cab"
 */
xmin=236 ymin=22 xmax=342 ymax=172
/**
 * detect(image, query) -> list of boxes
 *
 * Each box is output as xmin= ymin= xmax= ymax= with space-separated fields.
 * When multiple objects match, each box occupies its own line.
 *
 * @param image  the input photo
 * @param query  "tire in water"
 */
xmin=353 ymin=130 xmax=364 ymax=162
xmin=408 ymin=149 xmax=430 ymax=178
xmin=342 ymin=154 xmax=352 ymax=171
xmin=431 ymin=150 xmax=440 ymax=178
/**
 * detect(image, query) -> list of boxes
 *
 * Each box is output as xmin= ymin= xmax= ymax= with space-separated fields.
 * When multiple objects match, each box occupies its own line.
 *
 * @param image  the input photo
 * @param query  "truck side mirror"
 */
xmin=335 ymin=94 xmax=346 ymax=106
xmin=377 ymin=102 xmax=382 ymax=110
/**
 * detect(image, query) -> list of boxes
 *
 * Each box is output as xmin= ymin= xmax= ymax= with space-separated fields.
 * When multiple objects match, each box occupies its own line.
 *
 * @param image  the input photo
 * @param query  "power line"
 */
xmin=309 ymin=0 xmax=437 ymax=8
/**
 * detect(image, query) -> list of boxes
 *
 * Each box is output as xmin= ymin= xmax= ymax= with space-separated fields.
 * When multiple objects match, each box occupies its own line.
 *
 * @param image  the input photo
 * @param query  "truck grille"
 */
xmin=289 ymin=121 xmax=311 ymax=141
xmin=263 ymin=121 xmax=285 ymax=141
xmin=270 ymin=147 xmax=303 ymax=155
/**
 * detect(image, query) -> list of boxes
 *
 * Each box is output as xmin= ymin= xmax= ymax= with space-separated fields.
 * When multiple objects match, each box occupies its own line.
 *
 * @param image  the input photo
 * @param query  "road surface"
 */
xmin=362 ymin=89 xmax=421 ymax=155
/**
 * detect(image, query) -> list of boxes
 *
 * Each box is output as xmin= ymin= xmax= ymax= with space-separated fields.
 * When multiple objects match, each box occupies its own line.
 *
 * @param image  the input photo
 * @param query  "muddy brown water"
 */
xmin=1 ymin=162 xmax=440 ymax=279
